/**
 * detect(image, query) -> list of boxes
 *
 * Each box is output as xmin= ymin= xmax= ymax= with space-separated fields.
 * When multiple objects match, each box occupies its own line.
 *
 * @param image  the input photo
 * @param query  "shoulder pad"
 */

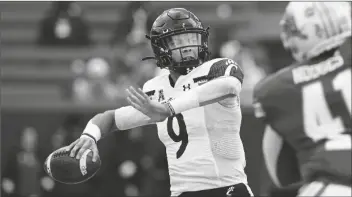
xmin=207 ymin=58 xmax=244 ymax=83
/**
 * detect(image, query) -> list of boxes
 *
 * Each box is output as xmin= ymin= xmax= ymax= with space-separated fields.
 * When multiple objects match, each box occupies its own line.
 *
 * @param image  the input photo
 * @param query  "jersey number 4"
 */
xmin=302 ymin=69 xmax=351 ymax=142
xmin=167 ymin=114 xmax=188 ymax=159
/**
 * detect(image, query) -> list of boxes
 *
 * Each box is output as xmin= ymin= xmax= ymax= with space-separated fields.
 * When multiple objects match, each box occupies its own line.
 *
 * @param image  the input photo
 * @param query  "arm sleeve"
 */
xmin=207 ymin=58 xmax=244 ymax=83
xmin=114 ymin=106 xmax=155 ymax=130
xmin=207 ymin=58 xmax=244 ymax=107
xmin=195 ymin=76 xmax=242 ymax=106
xmin=169 ymin=76 xmax=242 ymax=114
xmin=114 ymin=80 xmax=157 ymax=130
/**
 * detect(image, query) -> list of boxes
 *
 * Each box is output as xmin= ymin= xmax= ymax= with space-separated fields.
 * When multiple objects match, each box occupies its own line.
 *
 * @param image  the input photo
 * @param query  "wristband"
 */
xmin=82 ymin=121 xmax=101 ymax=142
xmin=81 ymin=133 xmax=97 ymax=144
xmin=165 ymin=102 xmax=176 ymax=116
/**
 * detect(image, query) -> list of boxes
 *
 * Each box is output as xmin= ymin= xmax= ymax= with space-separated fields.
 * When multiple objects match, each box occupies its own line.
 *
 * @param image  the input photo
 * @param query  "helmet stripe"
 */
xmin=320 ymin=2 xmax=338 ymax=36
xmin=313 ymin=2 xmax=332 ymax=38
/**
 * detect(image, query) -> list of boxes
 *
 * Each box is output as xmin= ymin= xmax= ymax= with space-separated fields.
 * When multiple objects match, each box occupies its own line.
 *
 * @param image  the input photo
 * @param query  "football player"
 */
xmin=67 ymin=8 xmax=253 ymax=197
xmin=253 ymin=2 xmax=351 ymax=196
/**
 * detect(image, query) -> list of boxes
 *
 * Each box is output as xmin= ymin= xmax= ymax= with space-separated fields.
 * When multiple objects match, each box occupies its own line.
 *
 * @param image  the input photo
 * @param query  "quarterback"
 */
xmin=67 ymin=8 xmax=253 ymax=197
xmin=253 ymin=2 xmax=351 ymax=197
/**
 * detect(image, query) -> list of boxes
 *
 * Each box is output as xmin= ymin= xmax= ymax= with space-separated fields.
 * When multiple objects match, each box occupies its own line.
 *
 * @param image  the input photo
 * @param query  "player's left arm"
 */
xmin=258 ymin=114 xmax=301 ymax=189
xmin=161 ymin=58 xmax=244 ymax=113
xmin=126 ymin=58 xmax=243 ymax=121
xmin=253 ymin=94 xmax=302 ymax=189
xmin=265 ymin=128 xmax=303 ymax=197
xmin=167 ymin=75 xmax=242 ymax=114
xmin=253 ymin=97 xmax=284 ymax=187
xmin=194 ymin=58 xmax=244 ymax=107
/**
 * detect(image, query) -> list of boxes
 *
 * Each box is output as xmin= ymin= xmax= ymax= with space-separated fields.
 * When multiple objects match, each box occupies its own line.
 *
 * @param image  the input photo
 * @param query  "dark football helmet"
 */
xmin=144 ymin=8 xmax=210 ymax=75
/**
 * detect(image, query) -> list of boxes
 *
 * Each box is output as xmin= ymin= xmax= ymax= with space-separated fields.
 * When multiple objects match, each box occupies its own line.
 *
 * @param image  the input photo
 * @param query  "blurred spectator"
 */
xmin=110 ymin=1 xmax=162 ymax=92
xmin=72 ymin=57 xmax=119 ymax=102
xmin=111 ymin=1 xmax=153 ymax=46
xmin=1 ymin=127 xmax=45 ymax=197
xmin=220 ymin=40 xmax=268 ymax=106
xmin=37 ymin=1 xmax=91 ymax=46
xmin=125 ymin=43 xmax=156 ymax=86
xmin=113 ymin=41 xmax=157 ymax=95
xmin=139 ymin=148 xmax=170 ymax=196
xmin=220 ymin=40 xmax=267 ymax=88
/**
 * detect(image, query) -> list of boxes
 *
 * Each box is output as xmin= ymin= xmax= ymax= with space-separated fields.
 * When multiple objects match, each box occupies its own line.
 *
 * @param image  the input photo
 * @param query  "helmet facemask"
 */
xmin=150 ymin=28 xmax=209 ymax=75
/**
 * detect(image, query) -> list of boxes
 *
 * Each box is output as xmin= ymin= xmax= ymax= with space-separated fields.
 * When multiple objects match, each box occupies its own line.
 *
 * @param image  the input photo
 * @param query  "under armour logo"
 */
xmin=158 ymin=90 xmax=165 ymax=102
xmin=183 ymin=84 xmax=191 ymax=91
xmin=226 ymin=186 xmax=235 ymax=197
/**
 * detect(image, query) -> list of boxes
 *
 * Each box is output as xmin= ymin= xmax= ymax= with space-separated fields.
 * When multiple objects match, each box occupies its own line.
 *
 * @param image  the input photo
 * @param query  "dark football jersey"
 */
xmin=253 ymin=53 xmax=351 ymax=169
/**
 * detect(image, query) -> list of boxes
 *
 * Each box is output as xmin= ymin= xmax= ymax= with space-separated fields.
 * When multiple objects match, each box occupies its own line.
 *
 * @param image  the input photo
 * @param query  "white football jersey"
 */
xmin=143 ymin=58 xmax=248 ymax=196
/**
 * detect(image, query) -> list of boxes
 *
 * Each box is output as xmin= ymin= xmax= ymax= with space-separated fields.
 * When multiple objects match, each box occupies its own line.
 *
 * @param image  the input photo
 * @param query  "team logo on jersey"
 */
xmin=161 ymin=97 xmax=174 ymax=104
xmin=226 ymin=186 xmax=235 ymax=197
xmin=183 ymin=84 xmax=191 ymax=91
xmin=225 ymin=59 xmax=238 ymax=68
xmin=145 ymin=90 xmax=155 ymax=100
xmin=145 ymin=90 xmax=155 ymax=96
xmin=158 ymin=89 xmax=165 ymax=102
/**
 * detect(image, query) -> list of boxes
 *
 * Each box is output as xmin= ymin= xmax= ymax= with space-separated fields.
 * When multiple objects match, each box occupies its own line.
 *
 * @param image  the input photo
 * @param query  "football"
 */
xmin=44 ymin=147 xmax=101 ymax=184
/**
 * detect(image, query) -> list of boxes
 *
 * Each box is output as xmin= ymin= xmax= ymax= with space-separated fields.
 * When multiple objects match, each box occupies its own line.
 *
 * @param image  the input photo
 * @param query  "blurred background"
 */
xmin=1 ymin=1 xmax=343 ymax=197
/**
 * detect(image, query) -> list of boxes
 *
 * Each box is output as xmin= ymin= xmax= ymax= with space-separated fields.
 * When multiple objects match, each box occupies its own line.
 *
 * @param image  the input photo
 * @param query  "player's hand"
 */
xmin=126 ymin=86 xmax=171 ymax=122
xmin=66 ymin=135 xmax=99 ymax=162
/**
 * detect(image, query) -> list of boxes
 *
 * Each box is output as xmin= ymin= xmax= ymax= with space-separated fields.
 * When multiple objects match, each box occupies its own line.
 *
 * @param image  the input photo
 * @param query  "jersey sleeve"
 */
xmin=207 ymin=58 xmax=244 ymax=84
xmin=114 ymin=80 xmax=157 ymax=130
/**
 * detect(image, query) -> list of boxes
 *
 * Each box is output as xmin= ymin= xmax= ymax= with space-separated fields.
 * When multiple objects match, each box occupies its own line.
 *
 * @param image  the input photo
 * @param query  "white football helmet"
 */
xmin=280 ymin=2 xmax=351 ymax=62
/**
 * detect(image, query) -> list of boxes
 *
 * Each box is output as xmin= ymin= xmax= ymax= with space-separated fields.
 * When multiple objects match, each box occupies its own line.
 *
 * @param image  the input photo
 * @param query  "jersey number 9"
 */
xmin=167 ymin=114 xmax=189 ymax=159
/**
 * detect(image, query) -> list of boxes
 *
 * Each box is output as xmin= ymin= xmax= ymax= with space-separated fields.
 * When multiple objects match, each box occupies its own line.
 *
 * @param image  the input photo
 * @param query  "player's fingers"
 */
xmin=127 ymin=97 xmax=143 ymax=111
xmin=126 ymin=89 xmax=143 ymax=106
xmin=66 ymin=139 xmax=79 ymax=152
xmin=126 ymin=93 xmax=142 ymax=109
xmin=75 ymin=141 xmax=91 ymax=160
xmin=137 ymin=88 xmax=149 ymax=100
xmin=91 ymin=146 xmax=99 ymax=162
xmin=127 ymin=97 xmax=149 ymax=116
xmin=70 ymin=140 xmax=85 ymax=157
xmin=127 ymin=96 xmax=136 ymax=107
xmin=129 ymin=88 xmax=145 ymax=105
xmin=130 ymin=86 xmax=147 ymax=103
